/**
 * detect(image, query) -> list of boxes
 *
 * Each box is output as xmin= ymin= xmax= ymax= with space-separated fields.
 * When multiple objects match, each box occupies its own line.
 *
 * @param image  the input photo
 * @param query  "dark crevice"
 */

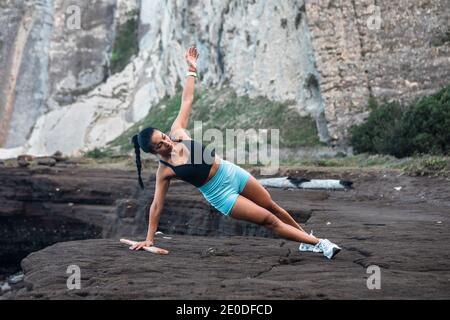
xmin=297 ymin=2 xmax=332 ymax=144
xmin=345 ymin=247 xmax=372 ymax=257
xmin=252 ymin=265 xmax=277 ymax=278
xmin=295 ymin=5 xmax=305 ymax=30
xmin=0 ymin=215 xmax=102 ymax=276
xmin=216 ymin=2 xmax=230 ymax=81
xmin=251 ymin=248 xmax=292 ymax=279
xmin=349 ymin=0 xmax=373 ymax=97
xmin=353 ymin=258 xmax=368 ymax=268
xmin=345 ymin=246 xmax=391 ymax=270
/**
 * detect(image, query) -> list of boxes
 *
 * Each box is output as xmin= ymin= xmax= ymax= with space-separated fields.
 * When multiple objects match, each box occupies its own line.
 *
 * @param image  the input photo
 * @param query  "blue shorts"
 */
xmin=198 ymin=159 xmax=251 ymax=216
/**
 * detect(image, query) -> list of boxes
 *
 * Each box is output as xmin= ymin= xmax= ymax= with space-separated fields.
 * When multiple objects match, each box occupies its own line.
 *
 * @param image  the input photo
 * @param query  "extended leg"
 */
xmin=230 ymin=195 xmax=319 ymax=245
xmin=240 ymin=175 xmax=306 ymax=232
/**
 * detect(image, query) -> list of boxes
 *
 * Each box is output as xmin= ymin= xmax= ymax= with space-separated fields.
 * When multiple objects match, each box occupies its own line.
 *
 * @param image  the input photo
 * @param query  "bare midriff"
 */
xmin=164 ymin=140 xmax=222 ymax=187
xmin=200 ymin=156 xmax=222 ymax=186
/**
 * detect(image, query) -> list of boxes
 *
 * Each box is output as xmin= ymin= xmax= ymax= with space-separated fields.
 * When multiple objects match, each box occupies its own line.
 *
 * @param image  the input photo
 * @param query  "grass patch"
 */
xmin=193 ymin=88 xmax=322 ymax=148
xmin=279 ymin=153 xmax=450 ymax=176
xmin=395 ymin=155 xmax=450 ymax=176
xmin=83 ymin=147 xmax=114 ymax=159
xmin=106 ymin=87 xmax=323 ymax=153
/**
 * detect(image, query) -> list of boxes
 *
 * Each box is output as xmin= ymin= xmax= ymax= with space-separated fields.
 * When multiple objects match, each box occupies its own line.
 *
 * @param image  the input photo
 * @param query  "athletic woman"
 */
xmin=130 ymin=46 xmax=341 ymax=259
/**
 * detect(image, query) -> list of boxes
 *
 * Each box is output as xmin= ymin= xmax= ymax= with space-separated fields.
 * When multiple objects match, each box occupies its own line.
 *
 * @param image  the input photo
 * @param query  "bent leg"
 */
xmin=230 ymin=195 xmax=319 ymax=245
xmin=240 ymin=175 xmax=306 ymax=232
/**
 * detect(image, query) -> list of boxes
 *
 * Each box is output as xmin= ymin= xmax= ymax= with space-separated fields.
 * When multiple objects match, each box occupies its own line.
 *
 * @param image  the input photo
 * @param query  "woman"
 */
xmin=130 ymin=46 xmax=341 ymax=259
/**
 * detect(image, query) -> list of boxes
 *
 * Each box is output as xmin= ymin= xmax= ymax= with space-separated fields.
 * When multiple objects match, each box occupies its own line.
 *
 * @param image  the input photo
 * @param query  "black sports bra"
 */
xmin=159 ymin=139 xmax=216 ymax=188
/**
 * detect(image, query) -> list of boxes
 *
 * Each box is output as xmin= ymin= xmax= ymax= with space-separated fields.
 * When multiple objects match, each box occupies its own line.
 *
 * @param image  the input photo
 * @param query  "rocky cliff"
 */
xmin=0 ymin=0 xmax=449 ymax=157
xmin=306 ymin=0 xmax=450 ymax=143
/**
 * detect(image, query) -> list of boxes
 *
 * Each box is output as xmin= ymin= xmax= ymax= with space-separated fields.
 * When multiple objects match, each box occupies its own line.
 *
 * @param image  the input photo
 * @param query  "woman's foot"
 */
xmin=298 ymin=230 xmax=323 ymax=253
xmin=317 ymin=239 xmax=341 ymax=259
xmin=299 ymin=242 xmax=323 ymax=253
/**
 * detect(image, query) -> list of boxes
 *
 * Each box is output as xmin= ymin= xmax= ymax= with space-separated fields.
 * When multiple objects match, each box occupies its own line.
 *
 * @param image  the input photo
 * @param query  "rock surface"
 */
xmin=8 ymin=190 xmax=450 ymax=299
xmin=0 ymin=159 xmax=310 ymax=276
xmin=1 ymin=162 xmax=449 ymax=299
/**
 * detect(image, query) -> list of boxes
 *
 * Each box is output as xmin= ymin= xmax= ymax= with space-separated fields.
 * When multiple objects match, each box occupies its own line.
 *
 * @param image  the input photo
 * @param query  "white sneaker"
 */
xmin=298 ymin=230 xmax=323 ymax=253
xmin=299 ymin=242 xmax=323 ymax=252
xmin=317 ymin=239 xmax=341 ymax=259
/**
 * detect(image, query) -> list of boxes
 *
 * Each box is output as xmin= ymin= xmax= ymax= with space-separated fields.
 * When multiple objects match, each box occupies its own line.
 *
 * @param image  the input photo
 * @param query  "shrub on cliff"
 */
xmin=350 ymin=85 xmax=450 ymax=158
xmin=110 ymin=16 xmax=139 ymax=74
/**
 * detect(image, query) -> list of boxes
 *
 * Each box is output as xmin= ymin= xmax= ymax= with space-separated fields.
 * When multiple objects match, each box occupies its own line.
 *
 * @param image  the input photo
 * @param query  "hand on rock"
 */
xmin=130 ymin=240 xmax=154 ymax=251
xmin=120 ymin=238 xmax=169 ymax=255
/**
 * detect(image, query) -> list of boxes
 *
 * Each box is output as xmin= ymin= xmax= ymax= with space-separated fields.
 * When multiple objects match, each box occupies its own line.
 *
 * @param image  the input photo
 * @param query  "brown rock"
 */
xmin=36 ymin=158 xmax=57 ymax=167
xmin=116 ymin=199 xmax=139 ymax=219
xmin=52 ymin=151 xmax=67 ymax=162
xmin=1 ymin=165 xmax=450 ymax=299
xmin=17 ymin=159 xmax=30 ymax=168
xmin=17 ymin=155 xmax=34 ymax=167
xmin=17 ymin=155 xmax=33 ymax=161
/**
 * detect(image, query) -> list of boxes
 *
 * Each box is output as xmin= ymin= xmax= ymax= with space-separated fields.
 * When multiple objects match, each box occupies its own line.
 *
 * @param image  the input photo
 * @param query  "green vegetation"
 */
xmin=399 ymin=155 xmax=450 ymax=175
xmin=280 ymin=153 xmax=450 ymax=176
xmin=110 ymin=14 xmax=139 ymax=74
xmin=84 ymin=147 xmax=114 ymax=159
xmin=107 ymin=87 xmax=323 ymax=153
xmin=431 ymin=29 xmax=450 ymax=47
xmin=350 ymin=85 xmax=450 ymax=158
xmin=65 ymin=149 xmax=449 ymax=177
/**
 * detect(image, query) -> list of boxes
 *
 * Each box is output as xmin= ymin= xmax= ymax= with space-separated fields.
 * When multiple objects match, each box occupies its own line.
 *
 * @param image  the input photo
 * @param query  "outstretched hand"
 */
xmin=130 ymin=239 xmax=154 ymax=251
xmin=120 ymin=238 xmax=169 ymax=255
xmin=185 ymin=46 xmax=199 ymax=71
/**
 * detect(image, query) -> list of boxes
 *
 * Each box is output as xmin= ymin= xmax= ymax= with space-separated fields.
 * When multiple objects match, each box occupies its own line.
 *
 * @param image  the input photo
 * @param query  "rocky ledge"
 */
xmin=1 ymin=156 xmax=450 ymax=299
xmin=7 ymin=221 xmax=450 ymax=300
xmin=6 ymin=193 xmax=450 ymax=299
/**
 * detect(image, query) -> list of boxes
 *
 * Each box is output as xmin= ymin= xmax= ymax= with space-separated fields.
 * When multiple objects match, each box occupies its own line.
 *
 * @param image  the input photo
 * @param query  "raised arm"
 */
xmin=171 ymin=46 xmax=199 ymax=133
xmin=130 ymin=166 xmax=171 ymax=250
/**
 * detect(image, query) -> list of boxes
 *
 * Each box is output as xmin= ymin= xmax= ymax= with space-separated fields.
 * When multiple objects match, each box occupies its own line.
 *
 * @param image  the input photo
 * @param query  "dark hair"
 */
xmin=131 ymin=127 xmax=158 ymax=189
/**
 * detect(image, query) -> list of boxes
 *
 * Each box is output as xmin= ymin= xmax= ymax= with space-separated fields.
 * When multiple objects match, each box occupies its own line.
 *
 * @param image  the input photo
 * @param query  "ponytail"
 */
xmin=131 ymin=127 xmax=158 ymax=190
xmin=132 ymin=134 xmax=145 ymax=189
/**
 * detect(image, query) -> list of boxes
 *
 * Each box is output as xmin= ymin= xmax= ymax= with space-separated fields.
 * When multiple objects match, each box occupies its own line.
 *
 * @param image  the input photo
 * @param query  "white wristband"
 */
xmin=186 ymin=71 xmax=197 ymax=78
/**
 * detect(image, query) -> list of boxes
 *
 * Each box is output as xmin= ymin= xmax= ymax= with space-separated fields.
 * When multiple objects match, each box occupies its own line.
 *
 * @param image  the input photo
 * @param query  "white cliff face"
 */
xmin=115 ymin=0 xmax=139 ymax=25
xmin=0 ymin=0 xmax=449 ymax=159
xmin=0 ymin=0 xmax=119 ymax=151
xmin=26 ymin=53 xmax=142 ymax=156
xmin=46 ymin=0 xmax=118 ymax=109
xmin=1 ymin=0 xmax=330 ymax=158
xmin=0 ymin=0 xmax=54 ymax=148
